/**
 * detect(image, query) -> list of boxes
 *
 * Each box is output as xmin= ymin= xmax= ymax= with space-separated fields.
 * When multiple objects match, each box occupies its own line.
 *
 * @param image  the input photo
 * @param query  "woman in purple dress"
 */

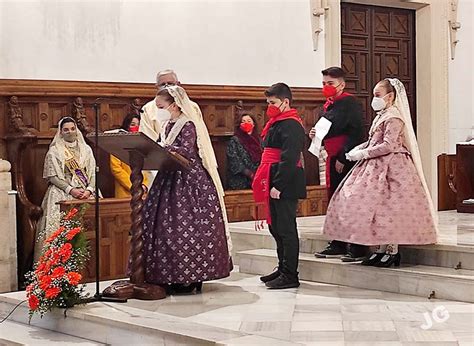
xmin=142 ymin=86 xmax=231 ymax=294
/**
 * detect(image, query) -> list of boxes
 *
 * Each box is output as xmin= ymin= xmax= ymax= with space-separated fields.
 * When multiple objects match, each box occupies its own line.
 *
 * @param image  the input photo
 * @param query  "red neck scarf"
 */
xmin=323 ymin=92 xmax=352 ymax=112
xmin=261 ymin=108 xmax=302 ymax=139
xmin=234 ymin=127 xmax=263 ymax=163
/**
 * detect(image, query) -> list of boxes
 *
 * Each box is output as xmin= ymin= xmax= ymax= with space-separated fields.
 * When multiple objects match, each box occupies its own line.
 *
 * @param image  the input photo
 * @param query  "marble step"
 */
xmin=237 ymin=248 xmax=474 ymax=303
xmin=0 ymin=320 xmax=103 ymax=345
xmin=229 ymin=226 xmax=474 ymax=270
xmin=0 ymin=283 xmax=270 ymax=346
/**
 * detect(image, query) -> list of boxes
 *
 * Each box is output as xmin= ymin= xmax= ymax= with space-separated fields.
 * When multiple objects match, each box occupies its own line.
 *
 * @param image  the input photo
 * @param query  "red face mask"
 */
xmin=240 ymin=122 xmax=254 ymax=133
xmin=266 ymin=103 xmax=284 ymax=118
xmin=322 ymin=84 xmax=342 ymax=98
xmin=129 ymin=125 xmax=139 ymax=133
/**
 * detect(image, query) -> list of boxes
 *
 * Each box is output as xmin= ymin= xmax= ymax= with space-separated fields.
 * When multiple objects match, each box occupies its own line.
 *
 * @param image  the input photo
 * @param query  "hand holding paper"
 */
xmin=308 ymin=117 xmax=332 ymax=157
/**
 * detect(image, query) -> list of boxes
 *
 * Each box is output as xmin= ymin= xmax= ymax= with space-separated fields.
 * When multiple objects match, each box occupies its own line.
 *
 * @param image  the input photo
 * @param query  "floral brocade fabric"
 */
xmin=142 ymin=121 xmax=230 ymax=284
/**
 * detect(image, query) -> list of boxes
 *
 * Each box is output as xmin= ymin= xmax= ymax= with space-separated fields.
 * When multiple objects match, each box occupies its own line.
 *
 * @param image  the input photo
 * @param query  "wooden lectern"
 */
xmin=87 ymin=132 xmax=190 ymax=300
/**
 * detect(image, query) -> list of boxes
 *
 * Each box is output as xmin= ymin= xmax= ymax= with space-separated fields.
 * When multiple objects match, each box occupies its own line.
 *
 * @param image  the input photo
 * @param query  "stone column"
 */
xmin=0 ymin=159 xmax=18 ymax=293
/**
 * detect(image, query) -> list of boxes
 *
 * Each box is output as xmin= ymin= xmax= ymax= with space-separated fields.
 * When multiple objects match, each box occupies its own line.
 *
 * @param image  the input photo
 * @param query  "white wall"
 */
xmin=448 ymin=0 xmax=474 ymax=153
xmin=0 ymin=0 xmax=325 ymax=87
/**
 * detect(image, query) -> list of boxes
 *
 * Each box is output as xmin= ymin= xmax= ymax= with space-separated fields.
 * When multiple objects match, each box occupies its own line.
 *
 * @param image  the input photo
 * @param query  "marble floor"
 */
xmin=230 ymin=211 xmax=474 ymax=247
xmin=1 ymin=211 xmax=473 ymax=345
xmin=2 ymin=269 xmax=473 ymax=345
xmin=120 ymin=270 xmax=474 ymax=345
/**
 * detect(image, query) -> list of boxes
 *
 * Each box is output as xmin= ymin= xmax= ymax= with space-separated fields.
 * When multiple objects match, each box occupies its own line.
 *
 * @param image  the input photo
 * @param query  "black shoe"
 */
xmin=374 ymin=253 xmax=401 ymax=268
xmin=341 ymin=252 xmax=367 ymax=262
xmin=361 ymin=252 xmax=384 ymax=266
xmin=314 ymin=242 xmax=347 ymax=258
xmin=171 ymin=282 xmax=203 ymax=294
xmin=265 ymin=273 xmax=300 ymax=289
xmin=260 ymin=269 xmax=280 ymax=283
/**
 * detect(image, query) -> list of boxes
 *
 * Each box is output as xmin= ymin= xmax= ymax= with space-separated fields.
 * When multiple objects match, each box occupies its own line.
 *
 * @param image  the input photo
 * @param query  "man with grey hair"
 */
xmin=140 ymin=69 xmax=181 ymax=142
xmin=140 ymin=69 xmax=203 ymax=181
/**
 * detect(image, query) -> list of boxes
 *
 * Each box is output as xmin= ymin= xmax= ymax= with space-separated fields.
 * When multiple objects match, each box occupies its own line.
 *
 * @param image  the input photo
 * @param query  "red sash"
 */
xmin=252 ymin=148 xmax=302 ymax=226
xmin=252 ymin=148 xmax=281 ymax=225
xmin=323 ymin=135 xmax=348 ymax=188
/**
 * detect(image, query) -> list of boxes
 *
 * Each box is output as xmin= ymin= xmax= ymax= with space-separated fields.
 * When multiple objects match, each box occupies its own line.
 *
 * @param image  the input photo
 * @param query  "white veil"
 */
xmin=44 ymin=117 xmax=92 ymax=181
xmin=166 ymin=86 xmax=233 ymax=253
xmin=387 ymin=78 xmax=438 ymax=227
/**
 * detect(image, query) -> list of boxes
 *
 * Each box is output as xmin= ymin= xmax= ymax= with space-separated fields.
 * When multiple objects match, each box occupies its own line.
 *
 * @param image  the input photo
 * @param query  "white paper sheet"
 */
xmin=103 ymin=129 xmax=127 ymax=134
xmin=308 ymin=117 xmax=332 ymax=157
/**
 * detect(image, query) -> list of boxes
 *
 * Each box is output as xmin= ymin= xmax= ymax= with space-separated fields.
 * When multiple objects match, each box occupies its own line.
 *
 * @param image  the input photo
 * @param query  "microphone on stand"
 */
xmin=87 ymin=98 xmax=127 ymax=303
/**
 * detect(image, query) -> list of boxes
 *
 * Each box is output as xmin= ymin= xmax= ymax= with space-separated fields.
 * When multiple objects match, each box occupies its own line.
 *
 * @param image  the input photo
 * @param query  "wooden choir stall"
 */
xmin=438 ymin=143 xmax=474 ymax=213
xmin=0 ymin=79 xmax=329 ymax=286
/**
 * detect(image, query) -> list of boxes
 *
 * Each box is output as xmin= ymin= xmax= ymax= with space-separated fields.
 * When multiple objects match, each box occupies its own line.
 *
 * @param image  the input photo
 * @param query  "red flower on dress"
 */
xmin=50 ymin=266 xmax=66 ymax=280
xmin=65 ymin=227 xmax=81 ymax=240
xmin=45 ymin=287 xmax=61 ymax=299
xmin=28 ymin=295 xmax=39 ymax=310
xmin=66 ymin=272 xmax=82 ymax=286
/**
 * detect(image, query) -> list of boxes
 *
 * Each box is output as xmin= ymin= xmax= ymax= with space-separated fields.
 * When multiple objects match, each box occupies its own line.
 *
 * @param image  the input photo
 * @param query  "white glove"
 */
xmin=346 ymin=149 xmax=368 ymax=162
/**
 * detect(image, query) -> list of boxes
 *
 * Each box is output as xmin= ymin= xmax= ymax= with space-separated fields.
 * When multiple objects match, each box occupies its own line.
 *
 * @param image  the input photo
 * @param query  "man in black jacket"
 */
xmin=310 ymin=67 xmax=367 ymax=261
xmin=252 ymin=83 xmax=306 ymax=289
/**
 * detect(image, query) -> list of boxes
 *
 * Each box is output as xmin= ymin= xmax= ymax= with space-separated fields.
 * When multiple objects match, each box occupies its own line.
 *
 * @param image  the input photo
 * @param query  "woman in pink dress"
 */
xmin=323 ymin=78 xmax=437 ymax=267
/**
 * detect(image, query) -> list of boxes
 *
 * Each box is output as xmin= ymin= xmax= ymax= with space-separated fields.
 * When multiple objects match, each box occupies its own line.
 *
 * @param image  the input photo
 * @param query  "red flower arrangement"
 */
xmin=25 ymin=206 xmax=90 ymax=320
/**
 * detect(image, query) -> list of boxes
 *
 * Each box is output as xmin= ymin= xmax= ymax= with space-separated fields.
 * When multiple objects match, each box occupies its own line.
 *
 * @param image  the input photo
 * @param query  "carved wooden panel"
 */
xmin=456 ymin=144 xmax=474 ymax=213
xmin=341 ymin=3 xmax=416 ymax=135
xmin=60 ymin=199 xmax=132 ymax=283
xmin=225 ymin=186 xmax=328 ymax=222
xmin=437 ymin=154 xmax=457 ymax=211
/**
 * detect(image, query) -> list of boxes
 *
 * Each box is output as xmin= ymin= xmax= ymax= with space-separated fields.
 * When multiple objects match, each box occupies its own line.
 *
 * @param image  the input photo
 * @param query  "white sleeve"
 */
xmin=139 ymin=99 xmax=161 ymax=142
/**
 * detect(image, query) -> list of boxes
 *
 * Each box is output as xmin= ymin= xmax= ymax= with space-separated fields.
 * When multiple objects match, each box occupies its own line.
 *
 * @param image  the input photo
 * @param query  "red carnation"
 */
xmin=50 ymin=252 xmax=61 ymax=266
xmin=26 ymin=284 xmax=34 ymax=294
xmin=66 ymin=272 xmax=82 ymax=286
xmin=65 ymin=208 xmax=79 ymax=220
xmin=44 ymin=261 xmax=52 ymax=274
xmin=65 ymin=227 xmax=81 ymax=240
xmin=61 ymin=249 xmax=73 ymax=263
xmin=45 ymin=287 xmax=61 ymax=299
xmin=60 ymin=243 xmax=72 ymax=252
xmin=28 ymin=294 xmax=39 ymax=310
xmin=35 ymin=262 xmax=46 ymax=275
xmin=39 ymin=275 xmax=52 ymax=291
xmin=50 ymin=266 xmax=66 ymax=280
xmin=59 ymin=243 xmax=73 ymax=261
xmin=45 ymin=226 xmax=66 ymax=243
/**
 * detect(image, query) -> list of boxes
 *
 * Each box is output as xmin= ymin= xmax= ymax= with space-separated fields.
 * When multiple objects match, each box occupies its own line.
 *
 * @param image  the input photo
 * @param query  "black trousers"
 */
xmin=268 ymin=198 xmax=299 ymax=277
xmin=327 ymin=156 xmax=354 ymax=200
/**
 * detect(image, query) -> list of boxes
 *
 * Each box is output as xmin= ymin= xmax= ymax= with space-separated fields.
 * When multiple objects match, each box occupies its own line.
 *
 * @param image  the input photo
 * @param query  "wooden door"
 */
xmin=341 ymin=3 xmax=416 ymax=135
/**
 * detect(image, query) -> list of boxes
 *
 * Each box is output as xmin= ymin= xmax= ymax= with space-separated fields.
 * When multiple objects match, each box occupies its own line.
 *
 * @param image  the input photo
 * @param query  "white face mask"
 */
xmin=155 ymin=103 xmax=175 ymax=122
xmin=155 ymin=108 xmax=171 ymax=122
xmin=371 ymin=94 xmax=389 ymax=112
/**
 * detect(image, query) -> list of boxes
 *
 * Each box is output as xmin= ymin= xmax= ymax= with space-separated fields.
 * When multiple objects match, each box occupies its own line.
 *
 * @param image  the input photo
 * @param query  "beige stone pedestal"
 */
xmin=0 ymin=159 xmax=17 ymax=293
